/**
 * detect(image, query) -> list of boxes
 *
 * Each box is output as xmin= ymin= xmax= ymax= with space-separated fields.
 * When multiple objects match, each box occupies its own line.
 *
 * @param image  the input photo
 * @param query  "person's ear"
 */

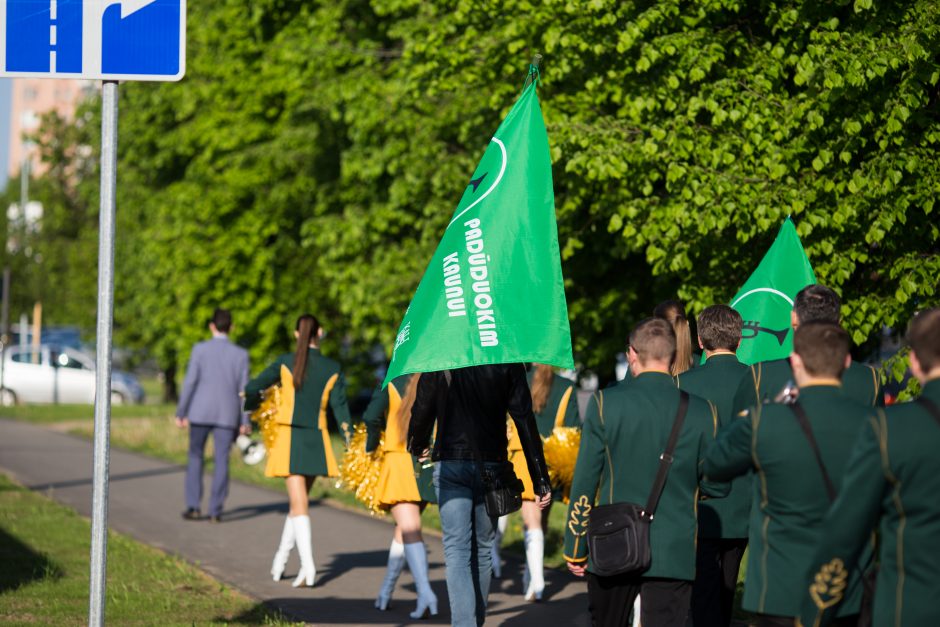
xmin=697 ymin=334 xmax=704 ymax=351
xmin=790 ymin=310 xmax=800 ymax=331
xmin=843 ymin=354 xmax=851 ymax=370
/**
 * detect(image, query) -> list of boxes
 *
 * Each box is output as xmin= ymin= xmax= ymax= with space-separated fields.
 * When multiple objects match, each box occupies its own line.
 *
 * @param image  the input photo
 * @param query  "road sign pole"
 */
xmin=88 ymin=79 xmax=118 ymax=627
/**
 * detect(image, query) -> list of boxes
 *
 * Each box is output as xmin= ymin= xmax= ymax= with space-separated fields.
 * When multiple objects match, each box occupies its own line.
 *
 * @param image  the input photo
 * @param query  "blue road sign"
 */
xmin=0 ymin=0 xmax=185 ymax=81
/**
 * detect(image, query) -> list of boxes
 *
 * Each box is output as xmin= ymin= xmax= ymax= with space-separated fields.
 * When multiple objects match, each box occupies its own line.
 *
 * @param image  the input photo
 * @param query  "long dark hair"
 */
xmin=292 ymin=314 xmax=320 ymax=389
xmin=530 ymin=364 xmax=554 ymax=414
xmin=653 ymin=300 xmax=692 ymax=376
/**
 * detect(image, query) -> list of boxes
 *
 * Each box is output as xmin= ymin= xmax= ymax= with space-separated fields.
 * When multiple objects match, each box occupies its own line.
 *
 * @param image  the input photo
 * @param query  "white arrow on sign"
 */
xmin=119 ymin=0 xmax=158 ymax=19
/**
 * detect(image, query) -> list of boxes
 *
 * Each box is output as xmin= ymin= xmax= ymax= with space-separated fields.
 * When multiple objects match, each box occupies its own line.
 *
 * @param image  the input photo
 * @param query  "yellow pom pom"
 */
xmin=250 ymin=385 xmax=282 ymax=452
xmin=543 ymin=426 xmax=581 ymax=504
xmin=337 ymin=424 xmax=385 ymax=514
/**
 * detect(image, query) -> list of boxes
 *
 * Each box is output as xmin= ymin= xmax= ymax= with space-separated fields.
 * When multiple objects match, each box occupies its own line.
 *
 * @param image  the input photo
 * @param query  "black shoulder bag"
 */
xmin=789 ymin=402 xmax=876 ymax=627
xmin=586 ymin=391 xmax=689 ymax=577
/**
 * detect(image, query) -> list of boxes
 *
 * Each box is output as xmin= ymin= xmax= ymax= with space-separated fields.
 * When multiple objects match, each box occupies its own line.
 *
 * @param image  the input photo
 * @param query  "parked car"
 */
xmin=0 ymin=344 xmax=145 ymax=406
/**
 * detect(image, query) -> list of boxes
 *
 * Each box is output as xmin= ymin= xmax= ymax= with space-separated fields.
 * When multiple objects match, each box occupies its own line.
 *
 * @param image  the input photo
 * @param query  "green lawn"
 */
xmin=1 ymin=404 xmax=570 ymax=567
xmin=0 ymin=473 xmax=298 ymax=626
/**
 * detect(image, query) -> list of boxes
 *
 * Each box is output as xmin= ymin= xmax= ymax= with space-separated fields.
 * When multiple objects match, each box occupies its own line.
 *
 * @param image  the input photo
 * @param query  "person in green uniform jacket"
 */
xmin=733 ymin=285 xmax=884 ymax=414
xmin=704 ymin=322 xmax=875 ymax=627
xmin=362 ymin=374 xmax=437 ymax=618
xmin=493 ymin=364 xmax=580 ymax=598
xmin=677 ymin=304 xmax=750 ymax=627
xmin=244 ymin=314 xmax=351 ymax=588
xmin=564 ymin=318 xmax=727 ymax=627
xmin=798 ymin=308 xmax=940 ymax=627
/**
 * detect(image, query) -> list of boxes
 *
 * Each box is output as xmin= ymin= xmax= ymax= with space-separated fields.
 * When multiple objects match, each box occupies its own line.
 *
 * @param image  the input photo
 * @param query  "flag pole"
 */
xmin=523 ymin=53 xmax=542 ymax=90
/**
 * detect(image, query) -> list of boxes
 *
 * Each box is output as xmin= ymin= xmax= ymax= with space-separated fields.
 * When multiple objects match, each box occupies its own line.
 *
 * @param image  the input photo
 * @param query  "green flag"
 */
xmin=729 ymin=218 xmax=816 ymax=365
xmin=383 ymin=75 xmax=573 ymax=385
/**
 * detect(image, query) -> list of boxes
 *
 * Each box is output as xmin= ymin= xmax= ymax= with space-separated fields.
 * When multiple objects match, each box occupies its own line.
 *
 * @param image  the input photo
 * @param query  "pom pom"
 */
xmin=337 ymin=424 xmax=385 ymax=514
xmin=249 ymin=385 xmax=282 ymax=452
xmin=543 ymin=426 xmax=581 ymax=503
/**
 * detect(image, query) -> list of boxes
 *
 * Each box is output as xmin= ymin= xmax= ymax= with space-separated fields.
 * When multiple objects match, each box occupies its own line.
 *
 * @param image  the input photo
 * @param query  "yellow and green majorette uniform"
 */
xmin=703 ymin=383 xmax=875 ymax=619
xmin=362 ymin=374 xmax=436 ymax=507
xmin=798 ymin=378 xmax=940 ymax=627
xmin=244 ymin=348 xmax=351 ymax=478
xmin=733 ymin=358 xmax=883 ymax=415
xmin=507 ymin=372 xmax=580 ymax=500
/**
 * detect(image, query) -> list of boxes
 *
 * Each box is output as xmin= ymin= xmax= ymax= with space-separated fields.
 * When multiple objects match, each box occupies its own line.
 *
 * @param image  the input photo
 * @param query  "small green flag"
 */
xmin=383 ymin=73 xmax=573 ymax=385
xmin=729 ymin=218 xmax=816 ymax=365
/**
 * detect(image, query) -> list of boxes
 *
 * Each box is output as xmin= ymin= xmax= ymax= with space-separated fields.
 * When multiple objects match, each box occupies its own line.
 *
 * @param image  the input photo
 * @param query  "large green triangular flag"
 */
xmin=383 ymin=74 xmax=573 ymax=385
xmin=730 ymin=218 xmax=816 ymax=365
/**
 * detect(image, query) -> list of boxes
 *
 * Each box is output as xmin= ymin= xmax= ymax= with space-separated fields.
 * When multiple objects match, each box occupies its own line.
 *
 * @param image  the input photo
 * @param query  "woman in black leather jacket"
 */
xmin=407 ymin=363 xmax=551 ymax=627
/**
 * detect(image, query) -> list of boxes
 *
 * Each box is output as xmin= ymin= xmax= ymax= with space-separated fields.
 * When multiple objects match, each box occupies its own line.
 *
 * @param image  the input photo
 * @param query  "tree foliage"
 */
xmin=11 ymin=0 xmax=940 ymax=394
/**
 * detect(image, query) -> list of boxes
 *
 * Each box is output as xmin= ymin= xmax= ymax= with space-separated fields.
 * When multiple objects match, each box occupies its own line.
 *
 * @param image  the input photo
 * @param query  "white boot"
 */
xmin=375 ymin=540 xmax=405 ymax=610
xmin=492 ymin=515 xmax=508 ymax=578
xmin=271 ymin=516 xmax=295 ymax=581
xmin=291 ymin=515 xmax=315 ymax=588
xmin=632 ymin=594 xmax=642 ymax=627
xmin=523 ymin=528 xmax=544 ymax=601
xmin=404 ymin=542 xmax=438 ymax=619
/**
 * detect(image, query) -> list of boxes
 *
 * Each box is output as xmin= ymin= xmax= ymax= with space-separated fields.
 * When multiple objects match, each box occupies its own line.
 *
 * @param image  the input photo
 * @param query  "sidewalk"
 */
xmin=0 ymin=418 xmax=589 ymax=626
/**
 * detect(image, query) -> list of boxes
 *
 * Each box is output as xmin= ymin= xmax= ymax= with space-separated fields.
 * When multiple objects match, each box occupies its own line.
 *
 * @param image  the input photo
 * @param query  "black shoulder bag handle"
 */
xmin=788 ymin=402 xmax=837 ymax=500
xmin=789 ymin=401 xmax=876 ymax=626
xmin=917 ymin=397 xmax=940 ymax=428
xmin=644 ymin=391 xmax=690 ymax=519
xmin=587 ymin=390 xmax=689 ymax=576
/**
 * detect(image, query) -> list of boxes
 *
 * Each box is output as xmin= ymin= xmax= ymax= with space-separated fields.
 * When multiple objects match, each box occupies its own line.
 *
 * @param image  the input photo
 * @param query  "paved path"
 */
xmin=0 ymin=418 xmax=589 ymax=626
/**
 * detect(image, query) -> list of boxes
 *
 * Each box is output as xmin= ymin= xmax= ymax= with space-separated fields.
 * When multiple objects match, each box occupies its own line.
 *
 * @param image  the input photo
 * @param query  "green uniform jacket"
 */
xmin=244 ymin=349 xmax=352 ymax=475
xmin=563 ymin=371 xmax=727 ymax=580
xmin=528 ymin=372 xmax=580 ymax=437
xmin=798 ymin=379 xmax=940 ymax=627
xmin=704 ymin=384 xmax=874 ymax=617
xmin=678 ymin=353 xmax=750 ymax=539
xmin=733 ymin=359 xmax=884 ymax=415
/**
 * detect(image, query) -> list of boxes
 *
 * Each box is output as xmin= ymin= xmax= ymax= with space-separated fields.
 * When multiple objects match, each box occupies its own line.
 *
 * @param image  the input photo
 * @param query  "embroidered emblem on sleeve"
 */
xmin=809 ymin=558 xmax=848 ymax=610
xmin=568 ymin=495 xmax=592 ymax=536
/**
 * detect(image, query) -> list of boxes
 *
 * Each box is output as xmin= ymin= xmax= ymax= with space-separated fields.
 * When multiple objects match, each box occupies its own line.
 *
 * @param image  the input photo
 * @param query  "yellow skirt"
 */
xmin=375 ymin=451 xmax=422 ymax=509
xmin=509 ymin=450 xmax=535 ymax=501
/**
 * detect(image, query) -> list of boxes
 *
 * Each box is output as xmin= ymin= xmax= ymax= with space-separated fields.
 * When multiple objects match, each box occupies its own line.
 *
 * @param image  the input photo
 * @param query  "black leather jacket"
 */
xmin=407 ymin=364 xmax=552 ymax=497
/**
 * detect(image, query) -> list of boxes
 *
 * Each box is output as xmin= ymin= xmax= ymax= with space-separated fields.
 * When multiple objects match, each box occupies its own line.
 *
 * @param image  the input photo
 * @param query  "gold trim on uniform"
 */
xmin=809 ymin=558 xmax=848 ymax=610
xmin=319 ymin=373 xmax=341 ymax=477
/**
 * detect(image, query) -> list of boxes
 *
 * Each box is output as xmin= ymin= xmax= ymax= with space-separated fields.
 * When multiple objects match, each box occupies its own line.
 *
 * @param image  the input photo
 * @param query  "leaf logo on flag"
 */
xmin=384 ymin=73 xmax=573 ymax=385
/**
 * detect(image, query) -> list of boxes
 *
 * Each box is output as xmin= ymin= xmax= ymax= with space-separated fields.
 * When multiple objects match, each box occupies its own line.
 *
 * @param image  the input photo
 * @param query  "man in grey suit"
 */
xmin=176 ymin=308 xmax=250 ymax=522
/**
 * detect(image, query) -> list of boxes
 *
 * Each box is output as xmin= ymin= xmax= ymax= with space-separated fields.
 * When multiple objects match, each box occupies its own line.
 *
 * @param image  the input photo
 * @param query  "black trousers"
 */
xmin=754 ymin=614 xmax=859 ymax=627
xmin=586 ymin=572 xmax=691 ymax=627
xmin=691 ymin=537 xmax=748 ymax=627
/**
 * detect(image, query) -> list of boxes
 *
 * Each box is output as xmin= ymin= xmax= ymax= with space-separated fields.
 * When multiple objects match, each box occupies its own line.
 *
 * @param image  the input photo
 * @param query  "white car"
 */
xmin=0 ymin=344 xmax=133 ymax=406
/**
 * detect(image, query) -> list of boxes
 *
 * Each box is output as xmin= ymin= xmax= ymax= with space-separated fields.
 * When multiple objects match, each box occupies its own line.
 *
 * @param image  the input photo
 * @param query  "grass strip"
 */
xmin=0 ymin=473 xmax=299 ymax=626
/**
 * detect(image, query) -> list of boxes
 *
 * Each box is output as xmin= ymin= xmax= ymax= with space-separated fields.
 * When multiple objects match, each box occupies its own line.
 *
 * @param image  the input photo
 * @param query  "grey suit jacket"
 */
xmin=176 ymin=336 xmax=250 ymax=428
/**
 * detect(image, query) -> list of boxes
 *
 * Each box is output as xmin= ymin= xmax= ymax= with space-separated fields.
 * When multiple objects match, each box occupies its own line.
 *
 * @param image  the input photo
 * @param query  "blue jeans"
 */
xmin=435 ymin=460 xmax=500 ymax=627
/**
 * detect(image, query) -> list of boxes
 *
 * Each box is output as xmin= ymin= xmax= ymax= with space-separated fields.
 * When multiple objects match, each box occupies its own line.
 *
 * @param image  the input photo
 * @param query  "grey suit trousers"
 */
xmin=185 ymin=424 xmax=237 ymax=517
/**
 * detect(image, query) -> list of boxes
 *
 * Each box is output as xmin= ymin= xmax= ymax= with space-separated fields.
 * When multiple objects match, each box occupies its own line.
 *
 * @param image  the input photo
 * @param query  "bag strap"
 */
xmin=643 ymin=390 xmax=689 ymax=519
xmin=917 ymin=397 xmax=940 ymax=428
xmin=789 ymin=402 xmax=837 ymax=502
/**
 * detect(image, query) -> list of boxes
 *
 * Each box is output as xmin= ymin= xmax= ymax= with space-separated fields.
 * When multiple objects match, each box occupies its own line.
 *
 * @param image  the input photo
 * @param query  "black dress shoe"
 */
xmin=208 ymin=515 xmax=222 ymax=523
xmin=181 ymin=508 xmax=202 ymax=521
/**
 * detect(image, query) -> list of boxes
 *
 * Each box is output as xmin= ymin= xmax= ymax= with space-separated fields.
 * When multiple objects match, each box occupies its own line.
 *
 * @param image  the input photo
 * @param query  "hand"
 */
xmin=417 ymin=448 xmax=431 ymax=463
xmin=175 ymin=417 xmax=189 ymax=429
xmin=239 ymin=424 xmax=251 ymax=436
xmin=534 ymin=491 xmax=552 ymax=510
xmin=567 ymin=561 xmax=586 ymax=577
